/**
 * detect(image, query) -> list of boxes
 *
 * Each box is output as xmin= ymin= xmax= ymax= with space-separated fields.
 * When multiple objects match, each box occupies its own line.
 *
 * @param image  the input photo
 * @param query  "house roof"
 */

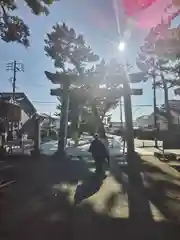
xmin=154 ymin=108 xmax=168 ymax=119
xmin=169 ymin=107 xmax=180 ymax=115
xmin=155 ymin=107 xmax=180 ymax=119
xmin=136 ymin=105 xmax=180 ymax=123
xmin=136 ymin=115 xmax=149 ymax=121
xmin=0 ymin=92 xmax=36 ymax=115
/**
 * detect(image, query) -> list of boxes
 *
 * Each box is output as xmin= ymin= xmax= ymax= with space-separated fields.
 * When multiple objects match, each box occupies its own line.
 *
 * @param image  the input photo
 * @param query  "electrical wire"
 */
xmin=31 ymin=101 xmax=57 ymax=104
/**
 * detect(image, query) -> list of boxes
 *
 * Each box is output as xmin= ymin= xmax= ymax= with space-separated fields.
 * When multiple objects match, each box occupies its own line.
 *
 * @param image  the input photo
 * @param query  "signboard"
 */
xmin=51 ymin=88 xmax=63 ymax=96
xmin=131 ymin=89 xmax=143 ymax=95
xmin=129 ymin=72 xmax=148 ymax=83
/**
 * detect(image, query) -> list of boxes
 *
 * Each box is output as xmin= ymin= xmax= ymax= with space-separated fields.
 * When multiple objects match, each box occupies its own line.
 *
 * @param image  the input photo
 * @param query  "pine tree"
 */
xmin=0 ymin=0 xmax=58 ymax=46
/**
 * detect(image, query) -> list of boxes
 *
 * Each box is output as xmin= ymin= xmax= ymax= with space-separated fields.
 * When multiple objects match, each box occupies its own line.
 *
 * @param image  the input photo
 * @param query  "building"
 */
xmin=39 ymin=113 xmax=59 ymax=130
xmin=0 ymin=92 xmax=36 ymax=124
xmin=0 ymin=99 xmax=21 ymax=122
xmin=136 ymin=115 xmax=150 ymax=129
xmin=136 ymin=114 xmax=168 ymax=130
xmin=160 ymin=100 xmax=180 ymax=126
xmin=136 ymin=100 xmax=180 ymax=130
xmin=0 ymin=92 xmax=38 ymax=137
xmin=161 ymin=100 xmax=180 ymax=111
xmin=108 ymin=121 xmax=125 ymax=132
xmin=0 ymin=92 xmax=59 ymax=142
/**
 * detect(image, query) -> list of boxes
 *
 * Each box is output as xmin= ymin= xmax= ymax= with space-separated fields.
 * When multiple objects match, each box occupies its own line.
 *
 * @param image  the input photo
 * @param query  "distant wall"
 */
xmin=21 ymin=110 xmax=29 ymax=124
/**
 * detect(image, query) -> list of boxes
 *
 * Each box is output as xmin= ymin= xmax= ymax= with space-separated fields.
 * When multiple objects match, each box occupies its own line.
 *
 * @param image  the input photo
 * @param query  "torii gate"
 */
xmin=46 ymin=70 xmax=146 ymax=158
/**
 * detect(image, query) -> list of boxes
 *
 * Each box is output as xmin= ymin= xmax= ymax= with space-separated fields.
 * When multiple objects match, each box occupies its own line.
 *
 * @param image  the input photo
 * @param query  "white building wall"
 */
xmin=136 ymin=114 xmax=168 ymax=130
xmin=136 ymin=115 xmax=149 ymax=128
xmin=170 ymin=110 xmax=180 ymax=125
xmin=157 ymin=119 xmax=168 ymax=130
xmin=147 ymin=114 xmax=168 ymax=130
xmin=136 ymin=108 xmax=180 ymax=131
xmin=21 ymin=110 xmax=29 ymax=124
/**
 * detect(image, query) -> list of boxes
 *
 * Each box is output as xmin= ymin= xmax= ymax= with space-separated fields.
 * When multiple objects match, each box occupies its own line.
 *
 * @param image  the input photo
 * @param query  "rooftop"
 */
xmin=0 ymin=92 xmax=36 ymax=116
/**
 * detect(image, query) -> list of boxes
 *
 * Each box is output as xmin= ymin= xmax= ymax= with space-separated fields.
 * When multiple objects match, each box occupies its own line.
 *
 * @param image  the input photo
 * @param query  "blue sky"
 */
xmin=0 ymin=0 xmax=179 ymax=121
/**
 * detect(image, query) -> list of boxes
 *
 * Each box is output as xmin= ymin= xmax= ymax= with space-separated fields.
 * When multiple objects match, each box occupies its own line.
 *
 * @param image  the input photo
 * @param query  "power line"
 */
xmin=32 ymin=100 xmax=57 ymax=104
xmin=132 ymin=105 xmax=153 ymax=107
xmin=131 ymin=104 xmax=160 ymax=107
xmin=24 ymin=82 xmax=48 ymax=88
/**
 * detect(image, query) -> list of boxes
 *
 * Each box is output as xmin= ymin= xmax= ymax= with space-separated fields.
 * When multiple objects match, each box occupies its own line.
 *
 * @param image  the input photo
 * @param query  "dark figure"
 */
xmin=7 ymin=131 xmax=13 ymax=154
xmin=7 ymin=131 xmax=13 ymax=142
xmin=18 ymin=131 xmax=22 ymax=148
xmin=88 ymin=134 xmax=109 ymax=176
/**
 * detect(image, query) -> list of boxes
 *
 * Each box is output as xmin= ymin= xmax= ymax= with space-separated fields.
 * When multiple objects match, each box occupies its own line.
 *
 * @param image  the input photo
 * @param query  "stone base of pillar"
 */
xmin=30 ymin=148 xmax=40 ymax=157
xmin=53 ymin=149 xmax=68 ymax=160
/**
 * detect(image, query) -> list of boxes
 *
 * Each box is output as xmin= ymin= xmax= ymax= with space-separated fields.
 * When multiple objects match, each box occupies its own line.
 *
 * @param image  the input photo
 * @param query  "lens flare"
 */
xmin=118 ymin=41 xmax=126 ymax=51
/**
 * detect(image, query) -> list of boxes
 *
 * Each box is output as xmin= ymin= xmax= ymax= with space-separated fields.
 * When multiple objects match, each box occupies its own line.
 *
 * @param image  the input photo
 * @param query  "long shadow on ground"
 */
xmin=1 ymin=154 xmax=180 ymax=239
xmin=74 ymin=174 xmax=104 ymax=205
xmin=146 ymin=177 xmax=180 ymax=221
xmin=111 ymin=153 xmax=153 ymax=222
xmin=138 ymin=158 xmax=180 ymax=221
xmin=1 ymin=185 xmax=180 ymax=240
xmin=111 ymin=154 xmax=180 ymax=222
xmin=0 ymin=156 xmax=91 ymax=227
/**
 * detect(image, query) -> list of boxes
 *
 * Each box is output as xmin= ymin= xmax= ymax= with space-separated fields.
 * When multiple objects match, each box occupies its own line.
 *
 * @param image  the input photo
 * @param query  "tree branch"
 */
xmin=0 ymin=3 xmax=9 ymax=25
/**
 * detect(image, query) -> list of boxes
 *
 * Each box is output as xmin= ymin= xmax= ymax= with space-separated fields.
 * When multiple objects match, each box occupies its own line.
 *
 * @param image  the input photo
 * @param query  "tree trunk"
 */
xmin=57 ymin=81 xmax=70 ymax=155
xmin=161 ymin=73 xmax=172 ymax=130
xmin=70 ymin=107 xmax=80 ymax=146
xmin=152 ymin=74 xmax=158 ymax=148
xmin=91 ymin=103 xmax=106 ymax=137
xmin=34 ymin=117 xmax=41 ymax=155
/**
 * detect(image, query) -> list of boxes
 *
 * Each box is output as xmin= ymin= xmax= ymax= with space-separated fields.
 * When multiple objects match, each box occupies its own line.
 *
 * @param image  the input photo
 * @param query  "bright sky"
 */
xmin=0 ymin=0 xmax=179 ymax=121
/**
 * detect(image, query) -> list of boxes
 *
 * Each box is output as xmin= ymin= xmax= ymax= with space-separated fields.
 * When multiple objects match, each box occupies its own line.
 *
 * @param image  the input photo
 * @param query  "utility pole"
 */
xmin=151 ymin=58 xmax=158 ymax=148
xmin=6 ymin=60 xmax=24 ymax=100
xmin=6 ymin=61 xmax=24 ymax=131
xmin=119 ymin=96 xmax=123 ymax=128
xmin=49 ymin=112 xmax=52 ymax=136
xmin=152 ymin=74 xmax=158 ymax=148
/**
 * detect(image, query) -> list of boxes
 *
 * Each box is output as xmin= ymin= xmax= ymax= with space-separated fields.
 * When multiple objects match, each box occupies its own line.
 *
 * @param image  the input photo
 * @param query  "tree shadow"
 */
xmin=141 ymin=159 xmax=180 ymax=182
xmin=1 ymin=186 xmax=180 ymax=240
xmin=111 ymin=153 xmax=153 ymax=222
xmin=120 ymin=155 xmax=180 ymax=222
xmin=0 ymin=155 xmax=92 ymax=225
xmin=171 ymin=165 xmax=180 ymax=172
xmin=1 ymin=154 xmax=180 ymax=239
xmin=71 ymin=200 xmax=180 ymax=240
xmin=146 ymin=178 xmax=180 ymax=222
xmin=134 ymin=157 xmax=180 ymax=221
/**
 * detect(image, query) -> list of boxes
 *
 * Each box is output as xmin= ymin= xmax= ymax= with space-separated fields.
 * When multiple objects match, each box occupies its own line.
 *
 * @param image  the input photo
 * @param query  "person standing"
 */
xmin=99 ymin=133 xmax=110 ymax=165
xmin=88 ymin=134 xmax=109 ymax=176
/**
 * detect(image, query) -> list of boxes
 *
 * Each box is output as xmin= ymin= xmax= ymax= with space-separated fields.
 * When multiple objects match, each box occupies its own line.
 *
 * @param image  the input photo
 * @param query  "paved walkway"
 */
xmin=142 ymin=156 xmax=180 ymax=178
xmin=136 ymin=147 xmax=180 ymax=157
xmin=40 ymin=137 xmax=126 ymax=157
xmin=40 ymin=138 xmax=180 ymax=159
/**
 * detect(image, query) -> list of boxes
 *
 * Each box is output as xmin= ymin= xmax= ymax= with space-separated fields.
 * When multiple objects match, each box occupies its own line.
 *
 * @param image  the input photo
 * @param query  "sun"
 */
xmin=118 ymin=41 xmax=126 ymax=52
